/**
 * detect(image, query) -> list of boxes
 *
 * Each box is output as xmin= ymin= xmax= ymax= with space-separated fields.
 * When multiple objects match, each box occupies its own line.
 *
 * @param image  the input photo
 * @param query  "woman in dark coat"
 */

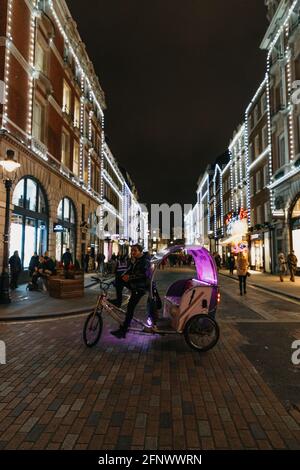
xmin=9 ymin=250 xmax=22 ymax=289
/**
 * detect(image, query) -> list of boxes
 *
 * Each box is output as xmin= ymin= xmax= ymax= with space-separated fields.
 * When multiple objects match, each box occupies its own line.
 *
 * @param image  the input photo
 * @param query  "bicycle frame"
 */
xmin=90 ymin=282 xmax=147 ymax=331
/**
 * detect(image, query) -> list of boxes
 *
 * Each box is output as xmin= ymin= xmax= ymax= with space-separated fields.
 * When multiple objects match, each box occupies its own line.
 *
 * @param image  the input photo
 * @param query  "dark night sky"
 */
xmin=66 ymin=0 xmax=268 ymax=205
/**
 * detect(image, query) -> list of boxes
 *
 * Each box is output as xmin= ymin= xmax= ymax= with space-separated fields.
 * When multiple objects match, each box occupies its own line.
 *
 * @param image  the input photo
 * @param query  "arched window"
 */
xmin=55 ymin=197 xmax=76 ymax=261
xmin=11 ymin=177 xmax=48 ymax=268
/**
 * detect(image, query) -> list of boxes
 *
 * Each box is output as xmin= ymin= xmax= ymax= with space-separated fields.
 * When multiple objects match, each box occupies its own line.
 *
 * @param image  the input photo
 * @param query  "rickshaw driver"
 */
xmin=110 ymin=244 xmax=150 ymax=339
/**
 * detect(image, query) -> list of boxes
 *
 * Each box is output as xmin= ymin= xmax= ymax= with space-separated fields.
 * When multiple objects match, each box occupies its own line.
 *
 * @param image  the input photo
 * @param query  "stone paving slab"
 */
xmin=0 ymin=275 xmax=114 ymax=322
xmin=220 ymin=270 xmax=300 ymax=302
xmin=0 ymin=311 xmax=299 ymax=450
xmin=0 ymin=268 xmax=299 ymax=450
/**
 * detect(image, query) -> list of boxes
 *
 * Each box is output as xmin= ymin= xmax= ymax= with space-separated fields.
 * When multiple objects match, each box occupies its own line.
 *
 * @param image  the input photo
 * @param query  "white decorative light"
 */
xmin=244 ymin=111 xmax=251 ymax=226
xmin=248 ymin=146 xmax=271 ymax=170
xmin=79 ymin=74 xmax=85 ymax=181
xmin=2 ymin=0 xmax=14 ymax=130
xmin=267 ymin=0 xmax=298 ymax=53
xmin=88 ymin=109 xmax=93 ymax=189
xmin=285 ymin=42 xmax=295 ymax=161
xmin=265 ymin=64 xmax=275 ymax=213
xmin=229 ymin=150 xmax=234 ymax=211
xmin=103 ymin=144 xmax=124 ymax=185
xmin=48 ymin=0 xmax=104 ymax=117
xmin=102 ymin=170 xmax=123 ymax=199
xmin=27 ymin=1 xmax=37 ymax=138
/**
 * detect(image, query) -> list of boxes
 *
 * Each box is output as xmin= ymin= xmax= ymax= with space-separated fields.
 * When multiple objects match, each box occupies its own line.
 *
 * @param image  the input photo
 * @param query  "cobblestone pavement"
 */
xmin=0 ymin=268 xmax=299 ymax=450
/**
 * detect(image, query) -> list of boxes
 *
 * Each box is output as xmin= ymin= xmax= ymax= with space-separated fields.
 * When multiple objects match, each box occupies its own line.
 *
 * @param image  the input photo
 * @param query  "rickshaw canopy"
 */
xmin=151 ymin=245 xmax=218 ymax=286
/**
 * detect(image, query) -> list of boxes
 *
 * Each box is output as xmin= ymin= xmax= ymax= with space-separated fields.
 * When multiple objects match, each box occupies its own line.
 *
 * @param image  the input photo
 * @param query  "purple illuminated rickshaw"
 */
xmin=83 ymin=245 xmax=220 ymax=352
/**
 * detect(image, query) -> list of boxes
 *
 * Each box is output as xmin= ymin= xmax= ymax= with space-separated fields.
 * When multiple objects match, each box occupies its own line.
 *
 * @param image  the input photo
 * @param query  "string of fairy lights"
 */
xmin=1 ymin=0 xmax=145 ymax=245
xmin=1 ymin=0 xmax=14 ymax=131
xmin=3 ymin=0 xmax=300 ymax=247
xmin=190 ymin=0 xmax=300 ymax=244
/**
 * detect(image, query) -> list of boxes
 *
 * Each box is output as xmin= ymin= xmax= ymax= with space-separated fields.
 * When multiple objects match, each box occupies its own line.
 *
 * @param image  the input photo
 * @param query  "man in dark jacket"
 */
xmin=29 ymin=252 xmax=39 ymax=277
xmin=62 ymin=248 xmax=73 ymax=269
xmin=110 ymin=244 xmax=150 ymax=339
xmin=9 ymin=251 xmax=22 ymax=289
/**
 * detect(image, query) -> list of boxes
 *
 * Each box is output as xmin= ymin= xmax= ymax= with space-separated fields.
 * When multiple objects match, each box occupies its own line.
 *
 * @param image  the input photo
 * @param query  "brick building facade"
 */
xmin=0 ymin=0 xmax=147 ymax=271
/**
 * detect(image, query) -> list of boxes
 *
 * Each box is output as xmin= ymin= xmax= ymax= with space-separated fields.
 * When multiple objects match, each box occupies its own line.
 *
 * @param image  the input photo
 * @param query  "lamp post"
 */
xmin=0 ymin=150 xmax=21 ymax=304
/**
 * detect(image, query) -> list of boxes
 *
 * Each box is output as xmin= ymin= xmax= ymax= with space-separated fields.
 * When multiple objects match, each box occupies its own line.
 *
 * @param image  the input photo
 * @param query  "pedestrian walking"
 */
xmin=9 ymin=250 xmax=22 ymax=289
xmin=97 ymin=252 xmax=105 ymax=273
xmin=29 ymin=252 xmax=39 ymax=277
xmin=228 ymin=254 xmax=235 ymax=275
xmin=236 ymin=252 xmax=249 ymax=296
xmin=84 ymin=252 xmax=90 ymax=273
xmin=214 ymin=252 xmax=221 ymax=271
xmin=62 ymin=248 xmax=73 ymax=270
xmin=287 ymin=250 xmax=298 ymax=282
xmin=277 ymin=252 xmax=287 ymax=282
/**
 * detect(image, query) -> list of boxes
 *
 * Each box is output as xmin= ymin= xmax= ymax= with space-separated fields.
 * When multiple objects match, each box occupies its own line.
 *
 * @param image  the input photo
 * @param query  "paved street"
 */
xmin=0 ymin=268 xmax=299 ymax=450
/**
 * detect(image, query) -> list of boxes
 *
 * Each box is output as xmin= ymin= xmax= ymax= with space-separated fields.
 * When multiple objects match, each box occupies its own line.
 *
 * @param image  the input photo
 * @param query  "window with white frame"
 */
xmin=264 ymin=202 xmax=269 ymax=223
xmin=255 ymin=134 xmax=260 ymax=157
xmin=250 ymin=176 xmax=254 ymax=196
xmin=32 ymin=100 xmax=44 ymax=142
xmin=254 ymin=105 xmax=259 ymax=124
xmin=278 ymin=133 xmax=286 ymax=168
xmin=74 ymin=97 xmax=80 ymax=128
xmin=249 ymin=114 xmax=253 ymax=130
xmin=263 ymin=165 xmax=268 ymax=187
xmin=84 ymin=154 xmax=89 ymax=185
xmin=61 ymin=130 xmax=71 ymax=168
xmin=63 ymin=80 xmax=71 ymax=115
xmin=256 ymin=170 xmax=261 ymax=192
xmin=256 ymin=205 xmax=262 ymax=225
xmin=298 ymin=115 xmax=300 ymax=153
xmin=35 ymin=42 xmax=46 ymax=74
xmin=262 ymin=125 xmax=268 ymax=149
xmin=261 ymin=93 xmax=267 ymax=114
xmin=250 ymin=209 xmax=254 ymax=227
xmin=73 ymin=141 xmax=80 ymax=176
xmin=249 ymin=143 xmax=253 ymax=163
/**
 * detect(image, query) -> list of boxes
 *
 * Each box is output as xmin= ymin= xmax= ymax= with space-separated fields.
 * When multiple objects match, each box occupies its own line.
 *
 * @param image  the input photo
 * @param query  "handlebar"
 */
xmin=91 ymin=276 xmax=115 ymax=294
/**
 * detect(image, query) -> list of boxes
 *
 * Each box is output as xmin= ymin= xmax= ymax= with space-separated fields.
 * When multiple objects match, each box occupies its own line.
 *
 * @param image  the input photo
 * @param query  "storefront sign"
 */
xmin=225 ymin=208 xmax=248 ymax=236
xmin=53 ymin=223 xmax=64 ymax=233
xmin=251 ymin=234 xmax=262 ymax=240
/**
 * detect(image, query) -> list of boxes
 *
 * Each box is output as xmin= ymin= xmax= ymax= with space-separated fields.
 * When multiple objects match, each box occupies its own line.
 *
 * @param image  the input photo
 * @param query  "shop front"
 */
xmin=88 ymin=212 xmax=99 ymax=259
xmin=221 ymin=209 xmax=249 ymax=257
xmin=250 ymin=234 xmax=263 ymax=271
xmin=10 ymin=176 xmax=48 ymax=269
xmin=249 ymin=229 xmax=272 ymax=273
xmin=55 ymin=197 xmax=77 ymax=263
xmin=290 ymin=195 xmax=300 ymax=271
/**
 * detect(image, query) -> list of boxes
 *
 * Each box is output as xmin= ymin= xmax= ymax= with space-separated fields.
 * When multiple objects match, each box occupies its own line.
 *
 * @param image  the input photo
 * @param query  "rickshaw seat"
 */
xmin=165 ymin=278 xmax=206 ymax=298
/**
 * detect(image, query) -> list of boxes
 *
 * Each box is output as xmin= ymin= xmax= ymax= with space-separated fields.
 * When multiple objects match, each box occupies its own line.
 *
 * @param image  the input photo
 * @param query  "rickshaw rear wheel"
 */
xmin=83 ymin=309 xmax=103 ymax=347
xmin=184 ymin=314 xmax=219 ymax=352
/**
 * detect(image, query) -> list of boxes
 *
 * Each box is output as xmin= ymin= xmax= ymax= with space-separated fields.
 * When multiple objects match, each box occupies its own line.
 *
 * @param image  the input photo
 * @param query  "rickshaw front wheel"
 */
xmin=83 ymin=309 xmax=103 ymax=347
xmin=184 ymin=314 xmax=219 ymax=352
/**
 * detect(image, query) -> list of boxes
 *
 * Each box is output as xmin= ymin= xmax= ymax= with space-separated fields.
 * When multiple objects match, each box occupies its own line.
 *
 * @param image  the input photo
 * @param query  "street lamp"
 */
xmin=0 ymin=150 xmax=21 ymax=304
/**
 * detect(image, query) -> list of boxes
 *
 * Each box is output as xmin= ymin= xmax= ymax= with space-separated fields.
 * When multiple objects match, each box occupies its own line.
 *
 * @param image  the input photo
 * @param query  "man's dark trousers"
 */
xmin=116 ymin=278 xmax=145 ymax=331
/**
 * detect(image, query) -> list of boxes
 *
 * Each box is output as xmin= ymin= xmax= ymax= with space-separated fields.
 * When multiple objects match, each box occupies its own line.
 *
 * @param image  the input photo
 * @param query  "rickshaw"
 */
xmin=83 ymin=245 xmax=220 ymax=352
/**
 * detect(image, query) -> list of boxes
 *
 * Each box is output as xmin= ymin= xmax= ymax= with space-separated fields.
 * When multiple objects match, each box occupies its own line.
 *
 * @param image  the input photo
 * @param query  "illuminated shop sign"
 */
xmin=53 ymin=223 xmax=64 ymax=233
xmin=225 ymin=208 xmax=248 ymax=236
